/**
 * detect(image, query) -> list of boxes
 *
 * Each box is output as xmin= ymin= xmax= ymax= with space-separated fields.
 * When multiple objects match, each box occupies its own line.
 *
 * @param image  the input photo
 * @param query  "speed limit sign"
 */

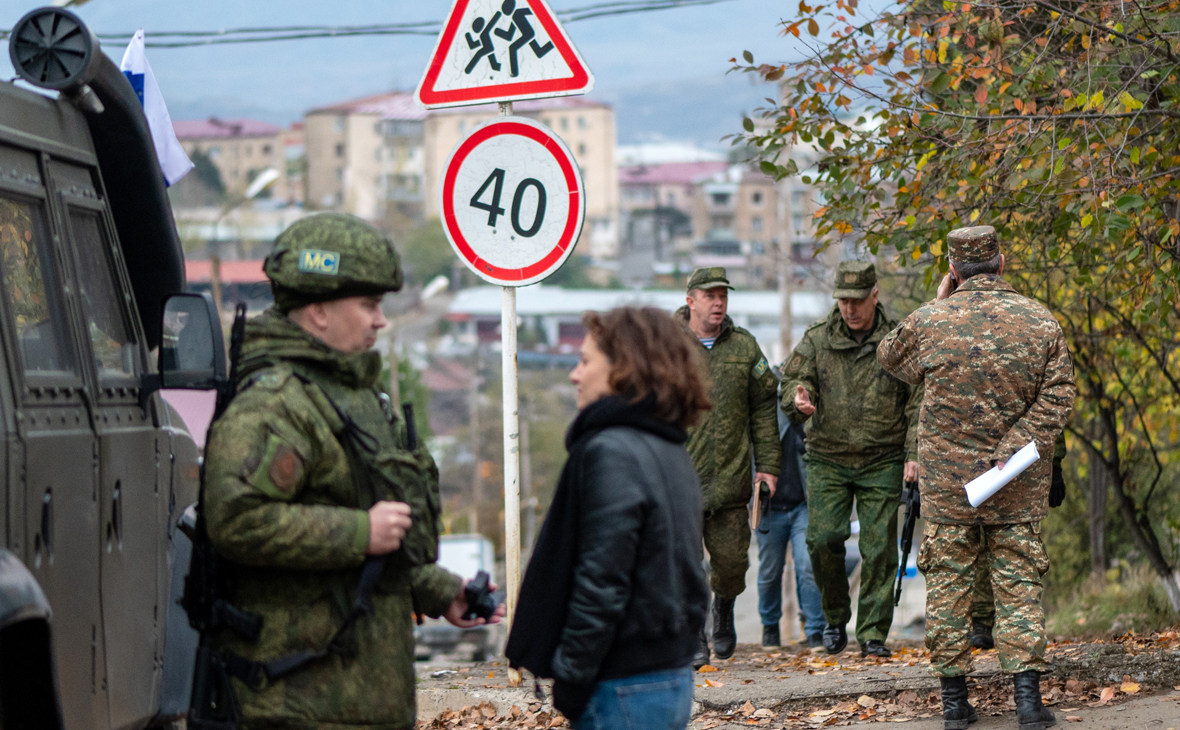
xmin=440 ymin=116 xmax=585 ymax=286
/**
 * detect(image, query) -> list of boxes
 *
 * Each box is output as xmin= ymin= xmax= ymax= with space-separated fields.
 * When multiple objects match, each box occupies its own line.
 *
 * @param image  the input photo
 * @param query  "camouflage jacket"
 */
xmin=676 ymin=307 xmax=780 ymax=512
xmin=877 ymin=275 xmax=1076 ymax=525
xmin=204 ymin=308 xmax=461 ymax=730
xmin=780 ymin=303 xmax=922 ymax=469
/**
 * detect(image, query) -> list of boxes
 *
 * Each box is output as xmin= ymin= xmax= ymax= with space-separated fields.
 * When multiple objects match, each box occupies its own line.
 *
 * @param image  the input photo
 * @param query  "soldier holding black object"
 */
xmin=677 ymin=267 xmax=781 ymax=665
xmin=203 ymin=214 xmax=502 ymax=730
xmin=780 ymin=260 xmax=922 ymax=659
xmin=878 ymin=225 xmax=1075 ymax=730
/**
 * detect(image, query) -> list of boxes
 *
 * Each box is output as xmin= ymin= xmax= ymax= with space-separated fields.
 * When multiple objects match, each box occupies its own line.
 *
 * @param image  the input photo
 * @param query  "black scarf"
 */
xmin=504 ymin=395 xmax=684 ymax=678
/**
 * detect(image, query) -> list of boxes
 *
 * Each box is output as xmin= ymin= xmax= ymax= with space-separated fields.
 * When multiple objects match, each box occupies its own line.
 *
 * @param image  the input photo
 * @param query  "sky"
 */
xmin=1 ymin=0 xmax=813 ymax=148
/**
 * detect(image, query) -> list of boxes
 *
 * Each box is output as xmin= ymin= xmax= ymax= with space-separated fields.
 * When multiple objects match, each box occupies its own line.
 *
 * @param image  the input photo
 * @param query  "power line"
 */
xmin=1 ymin=0 xmax=738 ymax=48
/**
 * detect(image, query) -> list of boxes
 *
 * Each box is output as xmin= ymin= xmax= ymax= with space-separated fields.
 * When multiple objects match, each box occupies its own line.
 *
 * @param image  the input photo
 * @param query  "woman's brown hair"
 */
xmin=582 ymin=307 xmax=712 ymax=428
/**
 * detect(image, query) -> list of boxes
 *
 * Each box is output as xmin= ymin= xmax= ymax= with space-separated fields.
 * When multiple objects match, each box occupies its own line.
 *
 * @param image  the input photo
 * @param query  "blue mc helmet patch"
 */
xmin=298 ymin=249 xmax=340 ymax=275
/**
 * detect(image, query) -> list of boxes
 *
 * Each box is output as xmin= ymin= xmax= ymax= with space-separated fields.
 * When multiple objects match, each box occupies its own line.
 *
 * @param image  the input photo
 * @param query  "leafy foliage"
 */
xmin=734 ymin=0 xmax=1180 ymax=603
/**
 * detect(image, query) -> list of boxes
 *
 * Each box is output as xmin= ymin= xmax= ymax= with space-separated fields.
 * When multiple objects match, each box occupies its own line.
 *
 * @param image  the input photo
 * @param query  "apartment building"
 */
xmin=304 ymin=92 xmax=427 ymax=221
xmin=689 ymin=166 xmax=780 ymax=289
xmin=174 ymin=118 xmax=298 ymax=202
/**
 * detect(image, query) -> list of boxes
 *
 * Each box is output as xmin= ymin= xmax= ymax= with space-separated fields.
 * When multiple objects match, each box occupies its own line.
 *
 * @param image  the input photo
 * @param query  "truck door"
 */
xmin=0 ymin=151 xmax=107 ymax=730
xmin=54 ymin=159 xmax=162 ymax=729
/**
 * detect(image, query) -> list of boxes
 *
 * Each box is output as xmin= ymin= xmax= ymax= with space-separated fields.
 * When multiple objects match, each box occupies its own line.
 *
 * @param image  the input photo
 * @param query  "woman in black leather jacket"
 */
xmin=505 ymin=306 xmax=712 ymax=730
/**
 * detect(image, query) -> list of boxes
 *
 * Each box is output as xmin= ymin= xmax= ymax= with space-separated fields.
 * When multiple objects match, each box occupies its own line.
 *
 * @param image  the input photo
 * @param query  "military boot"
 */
xmin=971 ymin=619 xmax=995 ymax=650
xmin=712 ymin=598 xmax=737 ymax=660
xmin=762 ymin=624 xmax=781 ymax=648
xmin=1013 ymin=671 xmax=1056 ymax=730
xmin=692 ymin=628 xmax=711 ymax=670
xmin=939 ymin=676 xmax=978 ymax=730
xmin=822 ymin=623 xmax=848 ymax=654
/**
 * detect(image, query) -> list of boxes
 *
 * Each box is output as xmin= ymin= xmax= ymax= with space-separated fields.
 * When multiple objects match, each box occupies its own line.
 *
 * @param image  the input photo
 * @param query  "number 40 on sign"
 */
xmin=440 ymin=115 xmax=585 ymax=286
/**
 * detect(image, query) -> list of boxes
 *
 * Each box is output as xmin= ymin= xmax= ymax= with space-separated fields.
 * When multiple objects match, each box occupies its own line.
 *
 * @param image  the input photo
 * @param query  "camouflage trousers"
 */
xmin=917 ymin=522 xmax=1050 ymax=676
xmin=704 ymin=505 xmax=751 ymax=599
xmin=804 ymin=457 xmax=903 ymax=644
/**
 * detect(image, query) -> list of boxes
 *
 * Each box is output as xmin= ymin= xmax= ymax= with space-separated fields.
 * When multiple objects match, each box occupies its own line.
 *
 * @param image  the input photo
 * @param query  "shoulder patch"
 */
xmin=785 ymin=352 xmax=805 ymax=374
xmin=298 ymin=249 xmax=340 ymax=275
xmin=244 ymin=367 xmax=293 ymax=392
xmin=753 ymin=357 xmax=769 ymax=377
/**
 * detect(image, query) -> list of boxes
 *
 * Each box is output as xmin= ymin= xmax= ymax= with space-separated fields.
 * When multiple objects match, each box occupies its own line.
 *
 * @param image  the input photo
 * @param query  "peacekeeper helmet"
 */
xmin=947 ymin=225 xmax=1000 ymax=263
xmin=832 ymin=260 xmax=876 ymax=299
xmin=264 ymin=213 xmax=403 ymax=313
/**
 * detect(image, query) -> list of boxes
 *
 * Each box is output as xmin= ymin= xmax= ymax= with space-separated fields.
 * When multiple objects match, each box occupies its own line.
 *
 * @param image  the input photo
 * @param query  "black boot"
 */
xmin=712 ymin=597 xmax=737 ymax=659
xmin=761 ymin=624 xmax=780 ymax=648
xmin=1013 ymin=671 xmax=1056 ymax=730
xmin=822 ymin=623 xmax=848 ymax=654
xmin=692 ymin=628 xmax=711 ymax=669
xmin=971 ymin=619 xmax=995 ymax=650
xmin=939 ymin=676 xmax=978 ymax=730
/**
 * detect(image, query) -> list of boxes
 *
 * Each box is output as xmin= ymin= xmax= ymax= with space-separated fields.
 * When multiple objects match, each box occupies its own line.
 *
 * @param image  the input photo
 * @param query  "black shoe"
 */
xmin=712 ymin=597 xmax=737 ymax=659
xmin=692 ymin=628 xmax=711 ymax=669
xmin=822 ymin=623 xmax=847 ymax=655
xmin=761 ymin=624 xmax=781 ymax=648
xmin=1013 ymin=670 xmax=1057 ymax=730
xmin=939 ymin=675 xmax=979 ymax=730
xmin=806 ymin=633 xmax=824 ymax=651
xmin=971 ymin=619 xmax=995 ymax=650
xmin=860 ymin=640 xmax=892 ymax=658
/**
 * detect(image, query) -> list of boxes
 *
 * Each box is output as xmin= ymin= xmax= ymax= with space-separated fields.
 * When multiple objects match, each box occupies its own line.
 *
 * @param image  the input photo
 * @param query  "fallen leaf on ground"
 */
xmin=1121 ymin=681 xmax=1140 ymax=694
xmin=704 ymin=678 xmax=723 ymax=687
xmin=1065 ymin=716 xmax=1082 ymax=722
xmin=1098 ymin=687 xmax=1115 ymax=704
xmin=698 ymin=665 xmax=719 ymax=672
xmin=857 ymin=695 xmax=878 ymax=708
xmin=740 ymin=701 xmax=756 ymax=715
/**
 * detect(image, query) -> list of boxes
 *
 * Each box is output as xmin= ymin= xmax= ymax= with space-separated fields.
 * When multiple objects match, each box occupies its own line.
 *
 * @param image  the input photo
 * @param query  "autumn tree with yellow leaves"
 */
xmin=736 ymin=0 xmax=1180 ymax=610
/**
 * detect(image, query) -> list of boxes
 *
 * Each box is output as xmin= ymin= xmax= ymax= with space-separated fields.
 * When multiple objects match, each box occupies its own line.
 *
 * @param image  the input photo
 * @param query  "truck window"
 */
xmin=0 ymin=195 xmax=75 ymax=373
xmin=67 ymin=210 xmax=137 ymax=377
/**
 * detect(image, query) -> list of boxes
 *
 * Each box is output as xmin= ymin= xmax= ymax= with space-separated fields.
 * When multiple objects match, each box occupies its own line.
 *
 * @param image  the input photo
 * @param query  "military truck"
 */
xmin=1 ymin=7 xmax=227 ymax=729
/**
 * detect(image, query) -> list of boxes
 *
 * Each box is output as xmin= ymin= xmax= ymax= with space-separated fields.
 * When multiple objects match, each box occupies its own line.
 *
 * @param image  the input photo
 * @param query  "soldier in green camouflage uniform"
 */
xmin=204 ymin=214 xmax=499 ymax=730
xmin=676 ymin=267 xmax=780 ymax=664
xmin=878 ymin=226 xmax=1075 ymax=730
xmin=780 ymin=261 xmax=922 ymax=659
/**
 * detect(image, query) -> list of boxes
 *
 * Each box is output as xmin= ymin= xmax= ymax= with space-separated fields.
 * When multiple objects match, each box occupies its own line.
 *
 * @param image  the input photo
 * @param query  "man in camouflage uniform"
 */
xmin=780 ymin=261 xmax=921 ymax=659
xmin=204 ymin=213 xmax=501 ymax=730
xmin=677 ymin=267 xmax=780 ymax=665
xmin=878 ymin=226 xmax=1075 ymax=730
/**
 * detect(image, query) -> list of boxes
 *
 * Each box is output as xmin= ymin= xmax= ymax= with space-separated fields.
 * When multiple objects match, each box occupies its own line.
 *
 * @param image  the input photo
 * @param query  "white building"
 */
xmin=447 ymin=285 xmax=831 ymax=365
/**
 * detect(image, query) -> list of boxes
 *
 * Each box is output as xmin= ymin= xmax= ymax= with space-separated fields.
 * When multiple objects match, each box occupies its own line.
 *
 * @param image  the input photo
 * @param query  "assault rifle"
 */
xmin=187 ymin=303 xmax=259 ymax=730
xmin=894 ymin=480 xmax=920 ymax=607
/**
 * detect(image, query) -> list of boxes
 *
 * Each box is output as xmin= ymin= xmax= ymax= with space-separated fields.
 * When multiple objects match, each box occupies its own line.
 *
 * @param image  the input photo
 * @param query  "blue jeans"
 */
xmin=572 ymin=667 xmax=694 ymax=730
xmin=756 ymin=504 xmax=825 ymax=637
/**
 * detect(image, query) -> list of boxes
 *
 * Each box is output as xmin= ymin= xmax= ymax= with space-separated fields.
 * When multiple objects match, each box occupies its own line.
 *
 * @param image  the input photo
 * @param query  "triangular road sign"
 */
xmin=417 ymin=0 xmax=594 ymax=109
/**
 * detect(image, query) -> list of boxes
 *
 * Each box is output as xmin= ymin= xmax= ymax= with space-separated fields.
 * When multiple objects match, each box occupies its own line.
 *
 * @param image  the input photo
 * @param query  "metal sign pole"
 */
xmin=497 ymin=101 xmax=523 ymax=687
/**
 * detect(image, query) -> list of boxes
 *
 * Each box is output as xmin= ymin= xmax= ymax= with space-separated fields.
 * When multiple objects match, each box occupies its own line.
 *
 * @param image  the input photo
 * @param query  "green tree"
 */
xmin=399 ymin=219 xmax=455 ymax=286
xmin=735 ymin=0 xmax=1180 ymax=609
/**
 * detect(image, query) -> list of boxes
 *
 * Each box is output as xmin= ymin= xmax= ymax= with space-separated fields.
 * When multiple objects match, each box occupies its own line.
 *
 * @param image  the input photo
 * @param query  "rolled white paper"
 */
xmin=964 ymin=441 xmax=1041 ymax=507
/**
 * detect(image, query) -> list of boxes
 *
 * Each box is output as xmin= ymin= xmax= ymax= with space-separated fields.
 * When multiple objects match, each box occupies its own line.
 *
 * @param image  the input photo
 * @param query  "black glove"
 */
xmin=1048 ymin=460 xmax=1066 ymax=508
xmin=552 ymin=679 xmax=596 ymax=721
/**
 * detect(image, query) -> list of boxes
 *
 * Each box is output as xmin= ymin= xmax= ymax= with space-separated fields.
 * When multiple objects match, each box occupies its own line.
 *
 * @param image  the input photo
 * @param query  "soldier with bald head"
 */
xmin=878 ymin=226 xmax=1075 ymax=730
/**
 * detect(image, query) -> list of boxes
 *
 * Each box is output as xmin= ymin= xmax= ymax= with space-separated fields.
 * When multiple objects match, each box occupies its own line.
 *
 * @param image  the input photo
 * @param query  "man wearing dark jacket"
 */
xmin=757 ymin=414 xmax=825 ymax=650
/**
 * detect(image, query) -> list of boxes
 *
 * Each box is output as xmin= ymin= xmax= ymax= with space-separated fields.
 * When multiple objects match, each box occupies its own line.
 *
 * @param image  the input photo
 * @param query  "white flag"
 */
xmin=120 ymin=30 xmax=193 ymax=186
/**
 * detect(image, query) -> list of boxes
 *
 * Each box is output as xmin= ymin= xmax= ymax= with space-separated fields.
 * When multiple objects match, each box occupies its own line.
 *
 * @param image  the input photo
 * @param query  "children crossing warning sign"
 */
xmin=416 ymin=0 xmax=594 ymax=109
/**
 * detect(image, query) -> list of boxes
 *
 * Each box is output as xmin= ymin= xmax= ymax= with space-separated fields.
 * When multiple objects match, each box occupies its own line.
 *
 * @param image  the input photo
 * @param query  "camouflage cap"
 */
xmin=264 ymin=213 xmax=402 ymax=312
xmin=832 ymin=260 xmax=877 ymax=299
xmin=687 ymin=266 xmax=734 ymax=293
xmin=947 ymin=225 xmax=1000 ymax=264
